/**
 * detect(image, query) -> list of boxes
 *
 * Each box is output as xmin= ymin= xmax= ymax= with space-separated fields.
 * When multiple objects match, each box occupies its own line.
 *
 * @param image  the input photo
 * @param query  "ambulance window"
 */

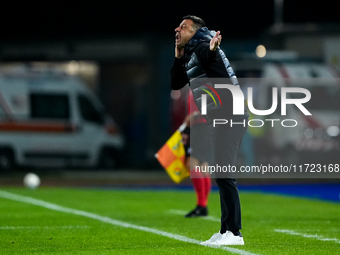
xmin=78 ymin=95 xmax=104 ymax=124
xmin=30 ymin=94 xmax=69 ymax=119
xmin=0 ymin=105 xmax=4 ymax=120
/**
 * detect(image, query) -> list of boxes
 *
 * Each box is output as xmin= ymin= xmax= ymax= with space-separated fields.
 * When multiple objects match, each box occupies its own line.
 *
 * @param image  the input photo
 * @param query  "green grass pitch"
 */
xmin=0 ymin=187 xmax=339 ymax=254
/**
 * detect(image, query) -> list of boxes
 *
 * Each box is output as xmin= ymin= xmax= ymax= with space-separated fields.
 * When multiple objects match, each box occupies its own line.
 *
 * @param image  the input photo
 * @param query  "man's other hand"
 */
xmin=175 ymin=46 xmax=184 ymax=58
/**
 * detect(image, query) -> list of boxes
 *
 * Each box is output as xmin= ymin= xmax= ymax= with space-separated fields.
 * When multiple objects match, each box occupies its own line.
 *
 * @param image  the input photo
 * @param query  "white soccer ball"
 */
xmin=23 ymin=173 xmax=41 ymax=189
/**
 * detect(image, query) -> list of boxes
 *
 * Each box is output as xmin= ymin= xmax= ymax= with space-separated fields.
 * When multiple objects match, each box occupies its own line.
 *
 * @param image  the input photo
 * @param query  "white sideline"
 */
xmin=0 ymin=190 xmax=259 ymax=255
xmin=275 ymin=229 xmax=340 ymax=244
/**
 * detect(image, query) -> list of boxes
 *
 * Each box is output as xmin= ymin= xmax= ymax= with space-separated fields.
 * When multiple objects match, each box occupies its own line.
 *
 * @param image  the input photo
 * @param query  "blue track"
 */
xmin=97 ymin=182 xmax=340 ymax=203
xmin=238 ymin=183 xmax=340 ymax=203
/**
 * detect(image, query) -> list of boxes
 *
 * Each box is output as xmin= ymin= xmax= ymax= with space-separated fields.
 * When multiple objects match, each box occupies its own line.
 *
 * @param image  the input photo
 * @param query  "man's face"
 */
xmin=175 ymin=19 xmax=196 ymax=48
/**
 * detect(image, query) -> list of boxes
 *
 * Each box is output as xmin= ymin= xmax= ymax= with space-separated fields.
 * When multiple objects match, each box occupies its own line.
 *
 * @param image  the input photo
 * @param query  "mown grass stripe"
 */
xmin=0 ymin=190 xmax=260 ymax=255
xmin=0 ymin=225 xmax=90 ymax=230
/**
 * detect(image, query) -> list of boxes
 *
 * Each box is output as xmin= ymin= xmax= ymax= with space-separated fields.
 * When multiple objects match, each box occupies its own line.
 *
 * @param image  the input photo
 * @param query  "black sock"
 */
xmin=220 ymin=230 xmax=241 ymax=236
xmin=231 ymin=230 xmax=241 ymax=236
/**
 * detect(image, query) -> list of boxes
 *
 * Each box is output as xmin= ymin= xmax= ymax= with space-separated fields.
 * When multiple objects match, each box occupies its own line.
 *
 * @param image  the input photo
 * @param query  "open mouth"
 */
xmin=175 ymin=33 xmax=181 ymax=44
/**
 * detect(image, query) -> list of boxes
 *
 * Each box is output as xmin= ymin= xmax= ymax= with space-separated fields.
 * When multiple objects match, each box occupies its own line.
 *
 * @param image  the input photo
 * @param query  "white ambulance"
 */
xmin=0 ymin=69 xmax=124 ymax=171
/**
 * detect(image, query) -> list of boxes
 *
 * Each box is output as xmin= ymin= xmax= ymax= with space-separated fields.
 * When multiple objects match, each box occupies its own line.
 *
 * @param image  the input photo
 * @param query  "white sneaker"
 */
xmin=212 ymin=231 xmax=244 ymax=245
xmin=200 ymin=232 xmax=223 ymax=245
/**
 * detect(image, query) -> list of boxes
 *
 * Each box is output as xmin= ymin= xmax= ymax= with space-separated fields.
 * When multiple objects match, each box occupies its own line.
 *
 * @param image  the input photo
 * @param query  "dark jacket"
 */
xmin=170 ymin=27 xmax=247 ymax=119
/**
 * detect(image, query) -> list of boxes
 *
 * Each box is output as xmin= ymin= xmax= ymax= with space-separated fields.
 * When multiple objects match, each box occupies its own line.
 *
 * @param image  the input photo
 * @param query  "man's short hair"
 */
xmin=182 ymin=15 xmax=206 ymax=31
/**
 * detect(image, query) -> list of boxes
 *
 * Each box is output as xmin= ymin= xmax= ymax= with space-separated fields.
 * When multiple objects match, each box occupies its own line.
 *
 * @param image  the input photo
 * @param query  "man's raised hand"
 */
xmin=210 ymin=31 xmax=222 ymax=51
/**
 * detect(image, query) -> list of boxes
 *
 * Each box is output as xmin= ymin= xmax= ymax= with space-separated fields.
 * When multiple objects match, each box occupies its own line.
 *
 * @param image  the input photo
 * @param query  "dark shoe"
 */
xmin=185 ymin=205 xmax=208 ymax=217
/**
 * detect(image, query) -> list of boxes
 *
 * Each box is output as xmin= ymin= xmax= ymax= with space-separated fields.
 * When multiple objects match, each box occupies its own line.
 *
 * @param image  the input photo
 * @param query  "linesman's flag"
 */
xmin=155 ymin=128 xmax=189 ymax=184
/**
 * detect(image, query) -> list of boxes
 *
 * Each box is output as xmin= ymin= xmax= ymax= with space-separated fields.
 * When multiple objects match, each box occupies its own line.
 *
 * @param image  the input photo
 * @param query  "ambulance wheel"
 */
xmin=97 ymin=147 xmax=118 ymax=169
xmin=0 ymin=149 xmax=15 ymax=172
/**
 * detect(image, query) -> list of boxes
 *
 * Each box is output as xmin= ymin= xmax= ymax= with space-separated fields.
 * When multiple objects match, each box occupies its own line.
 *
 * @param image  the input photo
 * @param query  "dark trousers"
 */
xmin=208 ymin=119 xmax=247 ymax=232
xmin=215 ymin=178 xmax=241 ymax=232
